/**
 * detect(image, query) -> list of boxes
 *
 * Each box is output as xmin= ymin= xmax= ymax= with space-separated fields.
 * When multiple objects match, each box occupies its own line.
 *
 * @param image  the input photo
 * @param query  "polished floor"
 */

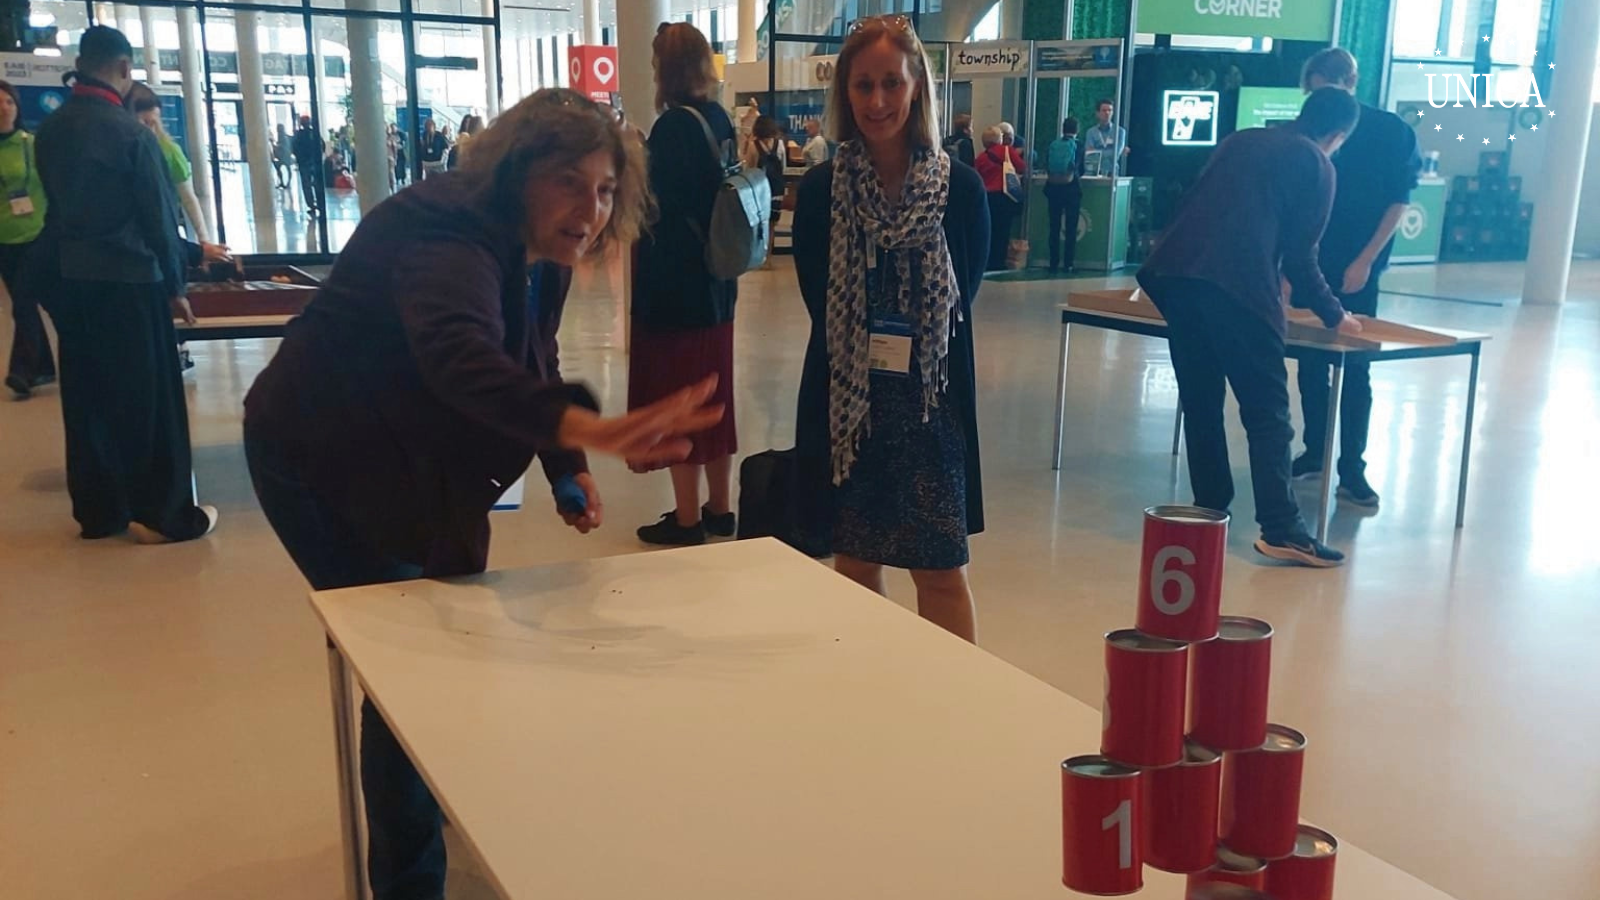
xmin=2 ymin=258 xmax=1597 ymax=900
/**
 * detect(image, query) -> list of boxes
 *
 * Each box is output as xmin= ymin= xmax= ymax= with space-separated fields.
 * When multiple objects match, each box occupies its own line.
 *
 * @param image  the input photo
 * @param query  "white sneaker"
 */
xmin=127 ymin=505 xmax=218 ymax=545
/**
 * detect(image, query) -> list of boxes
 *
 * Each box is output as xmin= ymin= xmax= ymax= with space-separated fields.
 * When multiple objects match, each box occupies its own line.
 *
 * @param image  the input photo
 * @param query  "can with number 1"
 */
xmin=1135 ymin=506 xmax=1228 ymax=642
xmin=1061 ymin=755 xmax=1143 ymax=895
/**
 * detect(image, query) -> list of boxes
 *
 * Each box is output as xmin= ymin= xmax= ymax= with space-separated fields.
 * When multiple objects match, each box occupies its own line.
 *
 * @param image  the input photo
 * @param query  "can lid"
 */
xmin=1262 ymin=724 xmax=1308 ymax=752
xmin=1145 ymin=504 xmax=1230 ymax=525
xmin=1188 ymin=887 xmax=1270 ymax=900
xmin=1188 ymin=887 xmax=1271 ymax=900
xmin=1182 ymin=738 xmax=1222 ymax=765
xmin=1216 ymin=616 xmax=1273 ymax=642
xmin=1062 ymin=755 xmax=1141 ymax=779
xmin=1214 ymin=845 xmax=1268 ymax=874
xmin=1106 ymin=628 xmax=1188 ymax=653
xmin=1293 ymin=826 xmax=1338 ymax=858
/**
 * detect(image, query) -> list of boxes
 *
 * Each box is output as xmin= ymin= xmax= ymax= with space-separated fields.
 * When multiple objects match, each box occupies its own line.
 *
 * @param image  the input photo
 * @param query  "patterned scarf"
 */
xmin=825 ymin=141 xmax=960 ymax=485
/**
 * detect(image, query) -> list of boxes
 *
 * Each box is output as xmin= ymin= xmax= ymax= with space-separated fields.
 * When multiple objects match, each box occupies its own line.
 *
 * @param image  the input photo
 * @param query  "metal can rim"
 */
xmin=1106 ymin=627 xmax=1189 ymax=653
xmin=1261 ymin=724 xmax=1308 ymax=752
xmin=1062 ymin=754 xmax=1142 ymax=779
xmin=1214 ymin=845 xmax=1269 ymax=874
xmin=1292 ymin=825 xmax=1339 ymax=858
xmin=1182 ymin=738 xmax=1223 ymax=765
xmin=1215 ymin=616 xmax=1274 ymax=642
xmin=1144 ymin=504 xmax=1230 ymax=525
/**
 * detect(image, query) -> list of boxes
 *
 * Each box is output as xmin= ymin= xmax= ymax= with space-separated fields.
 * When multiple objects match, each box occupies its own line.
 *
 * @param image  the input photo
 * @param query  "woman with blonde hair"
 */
xmin=792 ymin=14 xmax=990 ymax=641
xmin=629 ymin=21 xmax=741 ymax=546
xmin=243 ymin=89 xmax=722 ymax=899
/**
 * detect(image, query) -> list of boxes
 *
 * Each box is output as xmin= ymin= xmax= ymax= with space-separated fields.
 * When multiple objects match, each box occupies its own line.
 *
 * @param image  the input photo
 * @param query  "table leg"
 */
xmin=1171 ymin=402 xmax=1184 ymax=457
xmin=1315 ymin=360 xmax=1343 ymax=543
xmin=327 ymin=639 xmax=369 ymax=900
xmin=1053 ymin=321 xmax=1070 ymax=471
xmin=1456 ymin=346 xmax=1481 ymax=528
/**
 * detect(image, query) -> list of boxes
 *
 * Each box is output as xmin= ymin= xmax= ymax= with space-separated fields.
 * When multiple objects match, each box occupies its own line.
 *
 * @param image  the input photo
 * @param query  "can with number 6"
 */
xmin=1102 ymin=629 xmax=1189 ymax=768
xmin=1135 ymin=506 xmax=1229 ymax=643
xmin=1062 ymin=755 xmax=1143 ymax=895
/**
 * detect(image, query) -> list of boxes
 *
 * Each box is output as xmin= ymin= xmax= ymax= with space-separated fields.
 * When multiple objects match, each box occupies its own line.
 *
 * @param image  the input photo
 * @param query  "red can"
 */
xmin=1102 ymin=629 xmax=1189 ymax=768
xmin=1143 ymin=739 xmax=1221 ymax=873
xmin=1264 ymin=826 xmax=1338 ymax=900
xmin=1186 ymin=845 xmax=1268 ymax=892
xmin=1135 ymin=505 xmax=1228 ymax=642
xmin=1061 ymin=755 xmax=1143 ymax=895
xmin=1189 ymin=617 xmax=1273 ymax=751
xmin=1220 ymin=725 xmax=1307 ymax=860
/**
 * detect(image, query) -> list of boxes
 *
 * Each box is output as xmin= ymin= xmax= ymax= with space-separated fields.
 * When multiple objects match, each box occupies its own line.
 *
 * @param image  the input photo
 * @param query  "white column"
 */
xmin=737 ymin=0 xmax=758 ymax=63
xmin=175 ymin=6 xmax=215 ymax=241
xmin=1521 ymin=7 xmax=1600 ymax=305
xmin=236 ymin=11 xmax=281 ymax=251
xmin=346 ymin=0 xmax=392 ymax=214
xmin=310 ymin=32 xmax=331 ymax=127
xmin=618 ymin=0 xmax=668 ymax=131
xmin=482 ymin=0 xmax=501 ymax=116
xmin=112 ymin=3 xmax=133 ymax=33
xmin=583 ymin=0 xmax=602 ymax=46
xmin=137 ymin=6 xmax=163 ymax=85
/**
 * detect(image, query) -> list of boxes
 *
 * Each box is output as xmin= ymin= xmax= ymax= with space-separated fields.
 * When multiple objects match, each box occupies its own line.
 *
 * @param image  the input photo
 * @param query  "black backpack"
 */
xmin=737 ymin=449 xmax=826 ymax=557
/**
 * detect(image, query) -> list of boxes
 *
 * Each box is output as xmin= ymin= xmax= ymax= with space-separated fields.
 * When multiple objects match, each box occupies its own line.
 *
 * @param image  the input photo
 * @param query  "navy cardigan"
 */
xmin=790 ymin=158 xmax=991 ymax=548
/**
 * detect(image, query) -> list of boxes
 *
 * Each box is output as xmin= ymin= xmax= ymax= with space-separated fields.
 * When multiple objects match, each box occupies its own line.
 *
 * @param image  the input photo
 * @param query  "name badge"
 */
xmin=868 ymin=315 xmax=912 ymax=376
xmin=9 ymin=195 xmax=33 ymax=217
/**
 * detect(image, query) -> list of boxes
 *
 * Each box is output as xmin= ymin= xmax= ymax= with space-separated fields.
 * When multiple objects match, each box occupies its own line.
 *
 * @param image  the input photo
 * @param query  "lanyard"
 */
xmin=0 ymin=135 xmax=32 ymax=194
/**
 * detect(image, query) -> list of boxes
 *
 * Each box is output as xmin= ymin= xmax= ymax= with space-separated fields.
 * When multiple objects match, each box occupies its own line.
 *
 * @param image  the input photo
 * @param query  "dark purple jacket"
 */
xmin=244 ymin=173 xmax=595 ymax=575
xmin=1138 ymin=125 xmax=1345 ymax=334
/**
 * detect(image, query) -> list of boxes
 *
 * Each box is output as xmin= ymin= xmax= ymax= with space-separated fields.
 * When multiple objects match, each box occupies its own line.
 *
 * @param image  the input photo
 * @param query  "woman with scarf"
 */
xmin=791 ymin=14 xmax=990 ymax=642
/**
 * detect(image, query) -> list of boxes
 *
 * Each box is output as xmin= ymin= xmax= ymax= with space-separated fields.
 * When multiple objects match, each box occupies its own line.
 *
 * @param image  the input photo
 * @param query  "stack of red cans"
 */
xmin=1059 ymin=506 xmax=1339 ymax=899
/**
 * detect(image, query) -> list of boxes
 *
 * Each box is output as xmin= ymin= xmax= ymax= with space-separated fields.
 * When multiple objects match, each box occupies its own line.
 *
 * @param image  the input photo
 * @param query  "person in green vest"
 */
xmin=0 ymin=79 xmax=55 ymax=399
xmin=124 ymin=82 xmax=210 ymax=244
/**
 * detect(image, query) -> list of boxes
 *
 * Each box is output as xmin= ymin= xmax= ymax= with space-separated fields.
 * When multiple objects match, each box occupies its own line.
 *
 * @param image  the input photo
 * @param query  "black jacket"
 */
xmin=631 ymin=101 xmax=738 ymax=329
xmin=32 ymin=79 xmax=187 ymax=298
xmin=791 ymin=159 xmax=991 ymax=546
xmin=291 ymin=126 xmax=324 ymax=168
xmin=244 ymin=173 xmax=596 ymax=575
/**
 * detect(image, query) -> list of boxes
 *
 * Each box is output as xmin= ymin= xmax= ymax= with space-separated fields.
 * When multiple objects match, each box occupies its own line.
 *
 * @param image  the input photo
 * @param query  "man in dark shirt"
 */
xmin=290 ymin=113 xmax=325 ymax=214
xmin=942 ymin=112 xmax=976 ymax=167
xmin=1292 ymin=49 xmax=1423 ymax=508
xmin=1137 ymin=87 xmax=1361 ymax=568
xmin=32 ymin=26 xmax=218 ymax=542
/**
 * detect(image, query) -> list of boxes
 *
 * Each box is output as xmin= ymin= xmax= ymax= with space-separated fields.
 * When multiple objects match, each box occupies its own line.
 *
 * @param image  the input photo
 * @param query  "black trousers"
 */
xmin=986 ymin=192 xmax=1018 ymax=270
xmin=1149 ymin=281 xmax=1309 ymax=541
xmin=49 ymin=280 xmax=209 ymax=539
xmin=1 ymin=241 xmax=56 ymax=386
xmin=297 ymin=162 xmax=325 ymax=211
xmin=1298 ymin=273 xmax=1379 ymax=479
xmin=246 ymin=434 xmax=443 ymax=900
xmin=1045 ymin=181 xmax=1083 ymax=270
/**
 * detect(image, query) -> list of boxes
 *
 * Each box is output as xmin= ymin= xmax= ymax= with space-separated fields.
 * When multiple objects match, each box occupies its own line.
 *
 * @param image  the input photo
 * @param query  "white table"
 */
xmin=311 ymin=539 xmax=1462 ymax=900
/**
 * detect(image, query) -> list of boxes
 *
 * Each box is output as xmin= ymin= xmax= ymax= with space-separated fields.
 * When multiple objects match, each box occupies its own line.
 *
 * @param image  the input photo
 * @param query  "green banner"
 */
xmin=1137 ymin=0 xmax=1336 ymax=42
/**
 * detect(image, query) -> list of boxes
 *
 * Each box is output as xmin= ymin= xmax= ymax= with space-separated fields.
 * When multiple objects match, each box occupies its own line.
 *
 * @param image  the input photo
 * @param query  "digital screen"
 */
xmin=1162 ymin=90 xmax=1219 ymax=147
xmin=1236 ymin=87 xmax=1305 ymax=131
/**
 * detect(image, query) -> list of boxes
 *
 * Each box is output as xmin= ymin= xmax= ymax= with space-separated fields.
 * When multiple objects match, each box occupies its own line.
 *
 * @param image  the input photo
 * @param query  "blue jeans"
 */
xmin=244 ymin=435 xmax=446 ymax=900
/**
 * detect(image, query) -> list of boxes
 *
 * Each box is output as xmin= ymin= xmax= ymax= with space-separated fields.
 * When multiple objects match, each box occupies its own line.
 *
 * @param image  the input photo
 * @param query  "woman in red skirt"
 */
xmin=629 ymin=22 xmax=739 ymax=546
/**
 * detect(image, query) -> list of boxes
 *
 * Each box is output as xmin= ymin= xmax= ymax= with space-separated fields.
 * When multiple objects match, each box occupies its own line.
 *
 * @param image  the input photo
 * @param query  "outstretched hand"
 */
xmin=557 ymin=375 xmax=724 ymax=467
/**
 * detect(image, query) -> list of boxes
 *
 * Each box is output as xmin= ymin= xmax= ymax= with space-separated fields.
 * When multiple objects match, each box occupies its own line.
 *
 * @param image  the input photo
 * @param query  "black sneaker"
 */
xmin=5 ymin=374 xmax=30 ymax=399
xmin=1290 ymin=453 xmax=1324 ymax=480
xmin=637 ymin=514 xmax=706 ymax=547
xmin=1253 ymin=534 xmax=1345 ymax=568
xmin=701 ymin=505 xmax=737 ymax=538
xmin=1337 ymin=477 xmax=1380 ymax=509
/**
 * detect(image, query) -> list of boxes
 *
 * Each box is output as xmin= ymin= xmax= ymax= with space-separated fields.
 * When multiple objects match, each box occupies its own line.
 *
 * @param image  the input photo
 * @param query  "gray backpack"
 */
xmin=681 ymin=106 xmax=772 ymax=280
